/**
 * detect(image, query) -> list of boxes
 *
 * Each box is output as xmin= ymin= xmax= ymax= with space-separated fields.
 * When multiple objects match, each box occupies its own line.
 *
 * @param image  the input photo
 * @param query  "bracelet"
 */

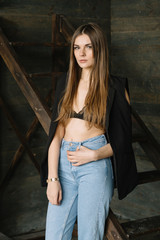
xmin=46 ymin=177 xmax=59 ymax=183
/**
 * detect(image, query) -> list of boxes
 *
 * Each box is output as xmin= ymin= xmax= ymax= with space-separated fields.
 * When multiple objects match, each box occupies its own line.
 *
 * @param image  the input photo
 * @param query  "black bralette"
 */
xmin=71 ymin=107 xmax=85 ymax=120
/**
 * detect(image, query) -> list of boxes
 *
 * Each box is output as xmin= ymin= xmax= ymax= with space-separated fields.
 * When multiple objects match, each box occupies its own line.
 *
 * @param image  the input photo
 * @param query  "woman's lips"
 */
xmin=79 ymin=59 xmax=87 ymax=63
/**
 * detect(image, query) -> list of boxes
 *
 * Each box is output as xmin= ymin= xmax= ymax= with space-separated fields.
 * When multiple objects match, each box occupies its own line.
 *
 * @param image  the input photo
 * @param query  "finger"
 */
xmin=67 ymin=154 xmax=75 ymax=159
xmin=67 ymin=150 xmax=76 ymax=156
xmin=50 ymin=199 xmax=59 ymax=205
xmin=49 ymin=199 xmax=55 ymax=205
xmin=58 ymin=190 xmax=62 ymax=204
xmin=48 ymin=195 xmax=59 ymax=205
xmin=67 ymin=154 xmax=78 ymax=161
xmin=68 ymin=159 xmax=79 ymax=162
xmin=67 ymin=150 xmax=80 ymax=155
xmin=72 ymin=162 xmax=81 ymax=166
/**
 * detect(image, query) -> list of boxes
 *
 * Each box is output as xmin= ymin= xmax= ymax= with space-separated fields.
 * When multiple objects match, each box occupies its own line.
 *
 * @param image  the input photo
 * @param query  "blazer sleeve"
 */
xmin=108 ymin=75 xmax=138 ymax=199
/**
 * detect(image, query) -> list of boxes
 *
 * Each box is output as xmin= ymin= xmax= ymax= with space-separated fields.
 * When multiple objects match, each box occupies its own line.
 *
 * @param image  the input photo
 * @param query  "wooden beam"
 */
xmin=29 ymin=72 xmax=63 ymax=79
xmin=122 ymin=215 xmax=160 ymax=238
xmin=0 ymin=92 xmax=51 ymax=192
xmin=139 ymin=141 xmax=160 ymax=170
xmin=29 ymin=72 xmax=53 ymax=78
xmin=52 ymin=14 xmax=58 ymax=55
xmin=0 ymin=232 xmax=13 ymax=240
xmin=0 ymin=97 xmax=40 ymax=179
xmin=12 ymin=231 xmax=45 ymax=240
xmin=0 ymin=28 xmax=51 ymax=135
xmin=132 ymin=107 xmax=160 ymax=154
xmin=9 ymin=41 xmax=68 ymax=47
xmin=131 ymin=107 xmax=160 ymax=170
xmin=138 ymin=170 xmax=160 ymax=184
xmin=132 ymin=133 xmax=147 ymax=143
xmin=105 ymin=209 xmax=129 ymax=240
xmin=0 ymin=117 xmax=39 ymax=192
xmin=59 ymin=15 xmax=75 ymax=43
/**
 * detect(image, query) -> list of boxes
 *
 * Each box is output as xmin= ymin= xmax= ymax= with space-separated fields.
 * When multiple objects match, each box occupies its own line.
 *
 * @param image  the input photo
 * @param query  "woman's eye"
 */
xmin=74 ymin=46 xmax=79 ymax=50
xmin=87 ymin=45 xmax=92 ymax=49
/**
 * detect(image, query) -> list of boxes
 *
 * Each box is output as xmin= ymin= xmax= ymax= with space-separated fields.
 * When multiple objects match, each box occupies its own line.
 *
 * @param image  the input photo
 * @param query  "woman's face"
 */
xmin=73 ymin=34 xmax=94 ymax=70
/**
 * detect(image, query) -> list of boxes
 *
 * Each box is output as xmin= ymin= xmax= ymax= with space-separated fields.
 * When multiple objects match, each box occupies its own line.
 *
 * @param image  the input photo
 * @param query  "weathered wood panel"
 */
xmin=0 ymin=15 xmax=52 ymax=42
xmin=0 ymin=0 xmax=110 ymax=19
xmin=110 ymin=3 xmax=160 ymax=237
xmin=111 ymin=0 xmax=160 ymax=18
xmin=111 ymin=0 xmax=160 ymax=116
xmin=112 ymin=17 xmax=160 ymax=32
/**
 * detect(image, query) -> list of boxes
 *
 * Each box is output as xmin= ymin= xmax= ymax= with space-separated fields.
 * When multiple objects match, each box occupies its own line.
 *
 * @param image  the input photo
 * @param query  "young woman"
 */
xmin=40 ymin=23 xmax=138 ymax=240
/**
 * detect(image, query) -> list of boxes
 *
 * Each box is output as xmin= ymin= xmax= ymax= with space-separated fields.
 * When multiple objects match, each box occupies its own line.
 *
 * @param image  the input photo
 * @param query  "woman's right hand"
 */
xmin=46 ymin=181 xmax=62 ymax=205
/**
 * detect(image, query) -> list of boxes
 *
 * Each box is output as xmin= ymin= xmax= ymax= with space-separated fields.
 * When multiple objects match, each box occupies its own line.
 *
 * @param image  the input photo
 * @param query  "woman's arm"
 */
xmin=47 ymin=123 xmax=64 ymax=205
xmin=48 ymin=123 xmax=64 ymax=178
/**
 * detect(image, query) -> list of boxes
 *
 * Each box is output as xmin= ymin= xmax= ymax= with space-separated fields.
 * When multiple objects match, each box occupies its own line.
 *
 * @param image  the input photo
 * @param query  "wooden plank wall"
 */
xmin=110 ymin=1 xmax=160 ymax=231
xmin=111 ymin=1 xmax=160 ymax=121
xmin=0 ymin=0 xmax=110 ymax=237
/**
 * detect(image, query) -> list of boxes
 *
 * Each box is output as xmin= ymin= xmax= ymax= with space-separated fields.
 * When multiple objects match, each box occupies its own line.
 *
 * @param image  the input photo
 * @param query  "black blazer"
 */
xmin=40 ymin=73 xmax=138 ymax=200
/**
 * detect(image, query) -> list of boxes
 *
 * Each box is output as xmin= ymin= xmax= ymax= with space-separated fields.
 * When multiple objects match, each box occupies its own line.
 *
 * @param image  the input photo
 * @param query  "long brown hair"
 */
xmin=57 ymin=23 xmax=109 ymax=129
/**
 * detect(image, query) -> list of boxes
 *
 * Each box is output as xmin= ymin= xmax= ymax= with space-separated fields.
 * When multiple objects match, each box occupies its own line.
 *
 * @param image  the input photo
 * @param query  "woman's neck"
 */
xmin=81 ymin=68 xmax=91 ymax=83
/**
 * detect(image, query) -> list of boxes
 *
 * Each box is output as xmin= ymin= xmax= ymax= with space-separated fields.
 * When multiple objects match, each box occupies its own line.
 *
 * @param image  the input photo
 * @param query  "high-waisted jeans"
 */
xmin=45 ymin=134 xmax=114 ymax=240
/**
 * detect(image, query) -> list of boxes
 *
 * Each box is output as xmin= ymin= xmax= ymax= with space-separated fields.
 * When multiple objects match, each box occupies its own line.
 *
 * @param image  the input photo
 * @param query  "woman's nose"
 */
xmin=79 ymin=47 xmax=85 ymax=56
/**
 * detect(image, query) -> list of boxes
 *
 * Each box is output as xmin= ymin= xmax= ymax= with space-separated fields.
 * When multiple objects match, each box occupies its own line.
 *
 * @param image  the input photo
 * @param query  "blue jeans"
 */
xmin=45 ymin=134 xmax=114 ymax=240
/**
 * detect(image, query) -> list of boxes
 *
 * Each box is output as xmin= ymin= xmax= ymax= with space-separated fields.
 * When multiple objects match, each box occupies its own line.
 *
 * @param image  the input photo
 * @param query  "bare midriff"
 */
xmin=63 ymin=118 xmax=105 ymax=142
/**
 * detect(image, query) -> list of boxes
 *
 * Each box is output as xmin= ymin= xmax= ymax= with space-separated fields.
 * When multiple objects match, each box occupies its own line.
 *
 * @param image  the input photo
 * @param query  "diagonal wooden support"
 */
xmin=0 ymin=91 xmax=52 ymax=192
xmin=132 ymin=107 xmax=160 ymax=170
xmin=0 ymin=97 xmax=40 ymax=181
xmin=138 ymin=170 xmax=160 ymax=184
xmin=0 ymin=232 xmax=13 ymax=240
xmin=0 ymin=28 xmax=51 ymax=135
xmin=59 ymin=15 xmax=74 ymax=42
xmin=0 ymin=116 xmax=39 ymax=192
xmin=105 ymin=209 xmax=129 ymax=240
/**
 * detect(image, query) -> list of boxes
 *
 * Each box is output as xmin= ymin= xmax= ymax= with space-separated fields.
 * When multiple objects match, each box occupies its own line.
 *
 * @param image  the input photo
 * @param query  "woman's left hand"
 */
xmin=67 ymin=146 xmax=96 ymax=166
